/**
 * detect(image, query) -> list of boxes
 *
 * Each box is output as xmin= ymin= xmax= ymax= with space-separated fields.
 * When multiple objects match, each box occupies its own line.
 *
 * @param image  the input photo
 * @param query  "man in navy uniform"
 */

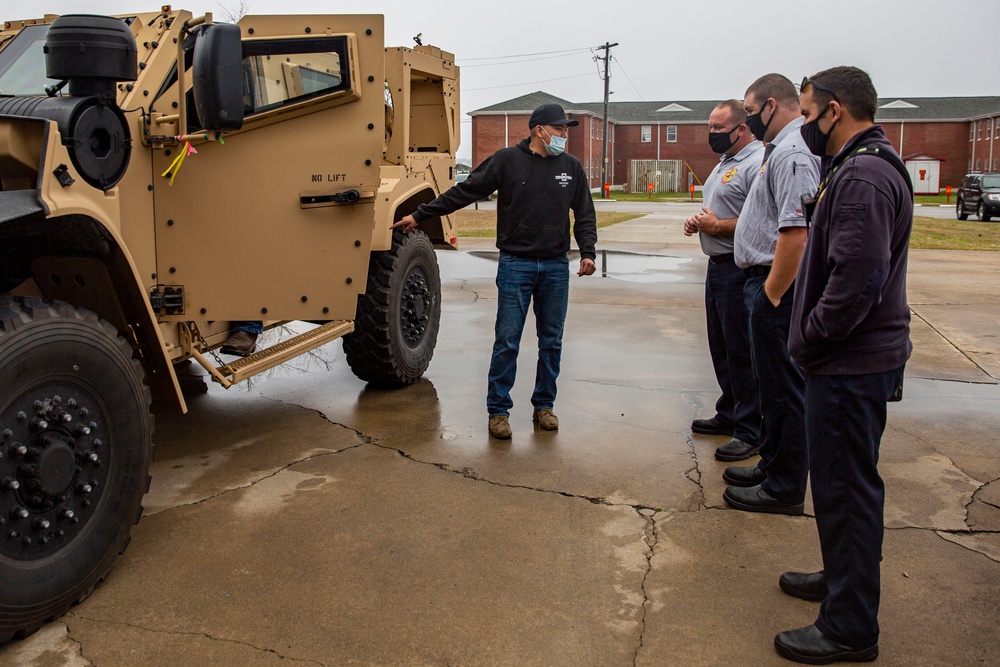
xmin=775 ymin=66 xmax=913 ymax=664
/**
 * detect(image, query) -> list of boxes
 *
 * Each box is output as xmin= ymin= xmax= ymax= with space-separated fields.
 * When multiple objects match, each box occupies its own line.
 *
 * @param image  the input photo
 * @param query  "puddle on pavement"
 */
xmin=176 ymin=250 xmax=688 ymax=391
xmin=467 ymin=250 xmax=690 ymax=283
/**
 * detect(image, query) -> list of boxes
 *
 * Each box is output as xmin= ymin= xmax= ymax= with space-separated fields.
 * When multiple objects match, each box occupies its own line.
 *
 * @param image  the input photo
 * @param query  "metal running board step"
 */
xmin=192 ymin=320 xmax=353 ymax=388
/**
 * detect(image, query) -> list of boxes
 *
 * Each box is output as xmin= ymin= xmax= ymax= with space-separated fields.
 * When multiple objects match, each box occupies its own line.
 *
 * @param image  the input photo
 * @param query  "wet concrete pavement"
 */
xmin=4 ymin=205 xmax=999 ymax=666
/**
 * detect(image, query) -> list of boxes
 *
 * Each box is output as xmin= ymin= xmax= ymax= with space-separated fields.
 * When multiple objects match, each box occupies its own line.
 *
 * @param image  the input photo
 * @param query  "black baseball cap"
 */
xmin=528 ymin=103 xmax=579 ymax=129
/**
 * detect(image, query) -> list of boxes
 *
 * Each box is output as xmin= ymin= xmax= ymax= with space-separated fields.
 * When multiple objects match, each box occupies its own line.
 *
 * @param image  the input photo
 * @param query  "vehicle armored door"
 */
xmin=152 ymin=15 xmax=386 ymax=323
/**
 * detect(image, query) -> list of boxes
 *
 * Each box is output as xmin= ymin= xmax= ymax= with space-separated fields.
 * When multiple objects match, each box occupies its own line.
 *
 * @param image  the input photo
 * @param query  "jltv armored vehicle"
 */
xmin=0 ymin=8 xmax=459 ymax=640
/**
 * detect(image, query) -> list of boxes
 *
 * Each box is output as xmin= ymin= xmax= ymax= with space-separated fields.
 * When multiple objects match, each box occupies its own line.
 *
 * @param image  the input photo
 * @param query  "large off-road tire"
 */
xmin=956 ymin=199 xmax=968 ymax=220
xmin=344 ymin=229 xmax=441 ymax=385
xmin=0 ymin=297 xmax=153 ymax=643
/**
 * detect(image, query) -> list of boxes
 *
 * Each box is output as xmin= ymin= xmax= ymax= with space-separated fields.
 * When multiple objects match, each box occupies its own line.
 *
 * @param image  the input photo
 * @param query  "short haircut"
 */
xmin=806 ymin=66 xmax=877 ymax=122
xmin=715 ymin=99 xmax=747 ymax=125
xmin=746 ymin=73 xmax=799 ymax=108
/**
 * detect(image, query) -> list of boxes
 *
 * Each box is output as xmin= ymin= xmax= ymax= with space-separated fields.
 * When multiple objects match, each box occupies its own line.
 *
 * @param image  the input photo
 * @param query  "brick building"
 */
xmin=469 ymin=91 xmax=1000 ymax=194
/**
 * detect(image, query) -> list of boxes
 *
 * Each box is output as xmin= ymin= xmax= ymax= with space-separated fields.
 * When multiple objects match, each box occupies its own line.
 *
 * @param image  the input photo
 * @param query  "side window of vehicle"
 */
xmin=242 ymin=37 xmax=351 ymax=115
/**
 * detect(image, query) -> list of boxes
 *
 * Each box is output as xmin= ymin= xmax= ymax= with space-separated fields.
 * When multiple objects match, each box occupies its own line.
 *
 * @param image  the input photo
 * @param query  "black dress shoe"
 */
xmin=714 ymin=438 xmax=761 ymax=461
xmin=774 ymin=624 xmax=878 ymax=664
xmin=691 ymin=416 xmax=733 ymax=436
xmin=779 ymin=570 xmax=828 ymax=601
xmin=722 ymin=464 xmax=766 ymax=487
xmin=723 ymin=484 xmax=804 ymax=515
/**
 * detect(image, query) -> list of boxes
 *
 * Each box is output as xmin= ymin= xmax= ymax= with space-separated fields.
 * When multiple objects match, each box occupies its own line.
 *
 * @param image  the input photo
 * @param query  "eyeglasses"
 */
xmin=801 ymin=76 xmax=840 ymax=103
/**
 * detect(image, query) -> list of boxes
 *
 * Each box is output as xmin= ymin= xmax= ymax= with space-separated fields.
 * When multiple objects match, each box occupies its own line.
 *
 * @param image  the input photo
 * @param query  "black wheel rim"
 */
xmin=400 ymin=265 xmax=431 ymax=348
xmin=1 ymin=382 xmax=109 ymax=561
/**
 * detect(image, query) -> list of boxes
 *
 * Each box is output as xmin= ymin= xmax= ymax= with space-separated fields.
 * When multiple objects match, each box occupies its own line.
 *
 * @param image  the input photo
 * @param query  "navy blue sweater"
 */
xmin=413 ymin=138 xmax=597 ymax=260
xmin=789 ymin=126 xmax=912 ymax=374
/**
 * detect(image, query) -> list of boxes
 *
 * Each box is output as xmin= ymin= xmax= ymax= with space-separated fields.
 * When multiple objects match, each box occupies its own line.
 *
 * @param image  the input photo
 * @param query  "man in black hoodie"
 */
xmin=395 ymin=103 xmax=597 ymax=439
xmin=774 ymin=67 xmax=912 ymax=665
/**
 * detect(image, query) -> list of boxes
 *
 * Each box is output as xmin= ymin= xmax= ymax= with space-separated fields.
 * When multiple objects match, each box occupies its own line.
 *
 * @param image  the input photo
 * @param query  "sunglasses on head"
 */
xmin=801 ymin=77 xmax=840 ymax=103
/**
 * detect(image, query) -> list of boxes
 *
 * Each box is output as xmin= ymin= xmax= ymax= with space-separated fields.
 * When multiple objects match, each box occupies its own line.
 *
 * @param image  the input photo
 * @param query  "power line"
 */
xmin=611 ymin=54 xmax=645 ymax=101
xmin=461 ymin=51 xmax=593 ymax=69
xmin=464 ymin=72 xmax=596 ymax=92
xmin=459 ymin=47 xmax=595 ymax=63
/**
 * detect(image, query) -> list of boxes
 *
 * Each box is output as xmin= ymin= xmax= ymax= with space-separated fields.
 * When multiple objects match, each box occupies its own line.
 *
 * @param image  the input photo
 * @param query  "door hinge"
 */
xmin=149 ymin=285 xmax=184 ymax=314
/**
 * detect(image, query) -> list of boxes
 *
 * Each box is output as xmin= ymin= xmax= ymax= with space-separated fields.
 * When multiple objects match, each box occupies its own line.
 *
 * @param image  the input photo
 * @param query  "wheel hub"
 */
xmin=2 ymin=388 xmax=105 ymax=559
xmin=400 ymin=267 xmax=431 ymax=347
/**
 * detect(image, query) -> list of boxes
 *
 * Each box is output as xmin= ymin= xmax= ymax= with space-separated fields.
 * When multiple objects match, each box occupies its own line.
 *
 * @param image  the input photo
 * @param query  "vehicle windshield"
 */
xmin=982 ymin=175 xmax=1000 ymax=189
xmin=0 ymin=24 xmax=50 ymax=96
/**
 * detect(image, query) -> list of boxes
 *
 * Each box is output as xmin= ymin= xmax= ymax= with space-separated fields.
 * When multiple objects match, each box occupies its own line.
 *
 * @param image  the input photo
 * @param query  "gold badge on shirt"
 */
xmin=722 ymin=167 xmax=738 ymax=183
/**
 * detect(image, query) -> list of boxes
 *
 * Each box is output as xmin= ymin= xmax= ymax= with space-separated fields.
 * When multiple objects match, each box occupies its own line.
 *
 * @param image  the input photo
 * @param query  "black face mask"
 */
xmin=800 ymin=105 xmax=836 ymax=156
xmin=708 ymin=126 xmax=741 ymax=154
xmin=745 ymin=100 xmax=773 ymax=142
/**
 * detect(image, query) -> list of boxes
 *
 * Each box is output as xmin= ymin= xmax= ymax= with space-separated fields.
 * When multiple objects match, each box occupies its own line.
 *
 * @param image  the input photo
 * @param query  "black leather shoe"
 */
xmin=714 ymin=438 xmax=761 ymax=461
xmin=691 ymin=416 xmax=733 ymax=436
xmin=722 ymin=465 xmax=766 ymax=487
xmin=220 ymin=331 xmax=258 ymax=357
xmin=780 ymin=570 xmax=828 ymax=602
xmin=724 ymin=484 xmax=804 ymax=515
xmin=774 ymin=624 xmax=878 ymax=664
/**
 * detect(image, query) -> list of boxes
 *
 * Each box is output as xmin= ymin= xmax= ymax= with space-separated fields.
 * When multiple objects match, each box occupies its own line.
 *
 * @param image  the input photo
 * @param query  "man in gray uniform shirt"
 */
xmin=684 ymin=100 xmax=764 ymax=463
xmin=724 ymin=74 xmax=820 ymax=515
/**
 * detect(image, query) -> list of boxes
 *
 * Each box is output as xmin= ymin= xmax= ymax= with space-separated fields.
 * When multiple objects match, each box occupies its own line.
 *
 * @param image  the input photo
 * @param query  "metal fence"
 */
xmin=630 ymin=160 xmax=683 ymax=193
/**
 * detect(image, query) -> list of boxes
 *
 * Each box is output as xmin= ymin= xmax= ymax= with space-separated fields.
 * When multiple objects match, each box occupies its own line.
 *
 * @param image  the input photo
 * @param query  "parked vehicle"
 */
xmin=956 ymin=172 xmax=1000 ymax=221
xmin=0 ymin=8 xmax=459 ymax=641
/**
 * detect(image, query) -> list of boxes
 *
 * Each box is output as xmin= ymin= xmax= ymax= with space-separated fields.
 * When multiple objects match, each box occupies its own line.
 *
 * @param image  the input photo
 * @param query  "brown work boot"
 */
xmin=488 ymin=414 xmax=512 ymax=439
xmin=532 ymin=408 xmax=559 ymax=430
xmin=220 ymin=331 xmax=258 ymax=357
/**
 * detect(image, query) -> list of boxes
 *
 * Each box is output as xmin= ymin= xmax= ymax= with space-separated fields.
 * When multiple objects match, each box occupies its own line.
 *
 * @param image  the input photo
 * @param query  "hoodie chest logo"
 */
xmin=554 ymin=172 xmax=573 ymax=188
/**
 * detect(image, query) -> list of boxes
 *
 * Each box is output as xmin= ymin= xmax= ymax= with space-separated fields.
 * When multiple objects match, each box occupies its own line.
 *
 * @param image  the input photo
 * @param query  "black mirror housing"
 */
xmin=192 ymin=23 xmax=244 ymax=131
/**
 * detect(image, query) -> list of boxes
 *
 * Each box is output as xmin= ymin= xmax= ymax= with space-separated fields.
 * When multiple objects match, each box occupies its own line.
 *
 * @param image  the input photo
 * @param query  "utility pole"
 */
xmin=597 ymin=42 xmax=618 ymax=198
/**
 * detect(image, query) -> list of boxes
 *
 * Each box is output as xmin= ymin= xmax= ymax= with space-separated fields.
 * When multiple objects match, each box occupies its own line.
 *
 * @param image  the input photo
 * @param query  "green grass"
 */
xmin=453 ymin=210 xmax=644 ymax=238
xmin=599 ymin=191 xmax=703 ymax=203
xmin=454 ymin=210 xmax=1000 ymax=251
xmin=910 ymin=216 xmax=1000 ymax=250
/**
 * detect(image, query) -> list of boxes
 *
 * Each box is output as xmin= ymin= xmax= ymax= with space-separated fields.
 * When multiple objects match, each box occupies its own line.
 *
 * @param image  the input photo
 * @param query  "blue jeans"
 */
xmin=233 ymin=321 xmax=263 ymax=335
xmin=487 ymin=253 xmax=569 ymax=416
xmin=743 ymin=275 xmax=807 ymax=503
xmin=808 ymin=367 xmax=903 ymax=649
xmin=705 ymin=258 xmax=760 ymax=445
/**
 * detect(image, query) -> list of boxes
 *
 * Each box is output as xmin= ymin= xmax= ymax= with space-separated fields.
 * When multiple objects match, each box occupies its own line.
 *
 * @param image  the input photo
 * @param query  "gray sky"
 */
xmin=24 ymin=0 xmax=1000 ymax=161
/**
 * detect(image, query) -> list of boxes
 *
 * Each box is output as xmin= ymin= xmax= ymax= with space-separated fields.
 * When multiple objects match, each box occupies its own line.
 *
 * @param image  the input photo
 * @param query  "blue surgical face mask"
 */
xmin=541 ymin=127 xmax=566 ymax=156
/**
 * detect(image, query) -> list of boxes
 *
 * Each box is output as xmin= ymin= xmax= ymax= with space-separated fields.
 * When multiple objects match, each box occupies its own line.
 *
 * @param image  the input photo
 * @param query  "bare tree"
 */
xmin=217 ymin=0 xmax=251 ymax=23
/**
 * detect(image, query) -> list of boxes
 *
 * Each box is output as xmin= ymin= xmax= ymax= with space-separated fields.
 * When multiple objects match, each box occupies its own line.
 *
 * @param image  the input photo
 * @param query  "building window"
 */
xmin=641 ymin=125 xmax=651 ymax=143
xmin=989 ymin=119 xmax=994 ymax=140
xmin=971 ymin=122 xmax=975 ymax=142
xmin=666 ymin=125 xmax=677 ymax=143
xmin=976 ymin=159 xmax=982 ymax=171
xmin=978 ymin=121 xmax=983 ymax=140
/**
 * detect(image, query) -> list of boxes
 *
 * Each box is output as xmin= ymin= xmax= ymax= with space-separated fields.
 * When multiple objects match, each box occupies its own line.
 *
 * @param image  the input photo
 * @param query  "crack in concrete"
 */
xmin=144 ymin=401 xmax=369 ymax=517
xmin=683 ymin=435 xmax=707 ymax=510
xmin=576 ymin=378 xmax=702 ymax=393
xmin=66 ymin=624 xmax=95 ymax=667
xmin=263 ymin=401 xmax=664 ymax=514
xmin=970 ymin=478 xmax=1000 ymax=511
xmin=456 ymin=278 xmax=481 ymax=302
xmin=910 ymin=308 xmax=998 ymax=381
xmin=67 ymin=614 xmax=323 ymax=665
xmin=887 ymin=421 xmax=986 ymax=531
xmin=632 ymin=509 xmax=658 ymax=667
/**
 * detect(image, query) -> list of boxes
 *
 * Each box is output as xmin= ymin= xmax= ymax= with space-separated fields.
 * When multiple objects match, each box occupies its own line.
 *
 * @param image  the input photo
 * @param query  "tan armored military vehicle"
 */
xmin=0 ymin=8 xmax=459 ymax=640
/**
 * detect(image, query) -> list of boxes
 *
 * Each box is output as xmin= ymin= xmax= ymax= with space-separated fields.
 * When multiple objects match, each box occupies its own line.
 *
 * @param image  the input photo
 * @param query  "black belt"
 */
xmin=745 ymin=264 xmax=771 ymax=278
xmin=708 ymin=253 xmax=734 ymax=265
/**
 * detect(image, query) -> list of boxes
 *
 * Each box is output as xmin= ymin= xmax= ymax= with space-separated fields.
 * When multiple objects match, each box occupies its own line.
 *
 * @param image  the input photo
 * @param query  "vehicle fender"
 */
xmin=0 ymin=118 xmax=186 ymax=411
